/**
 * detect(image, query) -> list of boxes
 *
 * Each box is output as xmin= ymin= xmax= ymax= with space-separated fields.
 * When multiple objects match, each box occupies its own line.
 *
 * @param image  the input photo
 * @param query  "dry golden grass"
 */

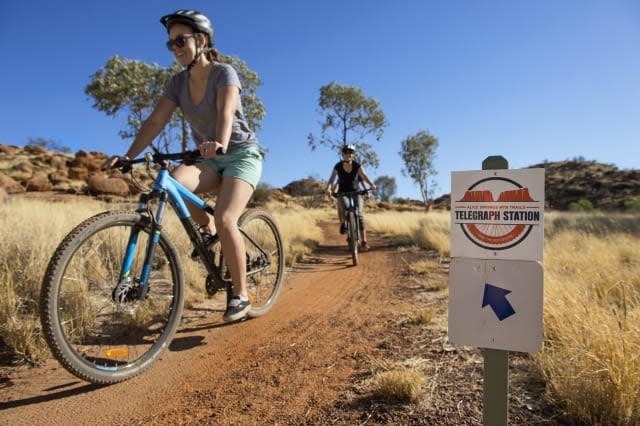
xmin=264 ymin=200 xmax=327 ymax=265
xmin=536 ymin=224 xmax=640 ymax=425
xmin=365 ymin=355 xmax=426 ymax=403
xmin=403 ymin=308 xmax=436 ymax=326
xmin=366 ymin=210 xmax=451 ymax=256
xmin=0 ymin=197 xmax=110 ymax=362
xmin=374 ymin=369 xmax=423 ymax=403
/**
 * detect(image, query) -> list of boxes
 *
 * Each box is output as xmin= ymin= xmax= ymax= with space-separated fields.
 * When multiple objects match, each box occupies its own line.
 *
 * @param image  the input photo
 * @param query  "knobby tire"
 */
xmin=40 ymin=210 xmax=185 ymax=385
xmin=348 ymin=211 xmax=359 ymax=266
xmin=238 ymin=209 xmax=285 ymax=317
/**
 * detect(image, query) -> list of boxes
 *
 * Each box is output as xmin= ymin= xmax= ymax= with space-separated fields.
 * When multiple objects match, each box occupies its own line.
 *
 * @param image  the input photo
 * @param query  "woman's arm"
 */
xmin=127 ymin=97 xmax=177 ymax=158
xmin=326 ymin=168 xmax=338 ymax=194
xmin=358 ymin=166 xmax=377 ymax=191
xmin=102 ymin=97 xmax=176 ymax=170
xmin=213 ymin=85 xmax=240 ymax=154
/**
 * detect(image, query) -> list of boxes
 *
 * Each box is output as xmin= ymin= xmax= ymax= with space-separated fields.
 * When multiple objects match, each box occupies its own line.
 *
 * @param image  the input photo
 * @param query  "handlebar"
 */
xmin=330 ymin=189 xmax=371 ymax=198
xmin=114 ymin=147 xmax=225 ymax=171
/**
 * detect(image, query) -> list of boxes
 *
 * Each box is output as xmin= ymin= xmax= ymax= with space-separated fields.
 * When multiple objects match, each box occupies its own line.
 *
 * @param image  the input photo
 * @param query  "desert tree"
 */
xmin=308 ymin=81 xmax=387 ymax=169
xmin=374 ymin=175 xmax=397 ymax=202
xmin=399 ymin=130 xmax=438 ymax=209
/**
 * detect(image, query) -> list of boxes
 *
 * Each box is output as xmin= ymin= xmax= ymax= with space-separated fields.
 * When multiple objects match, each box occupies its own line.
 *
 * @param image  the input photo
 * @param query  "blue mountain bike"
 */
xmin=39 ymin=150 xmax=285 ymax=384
xmin=332 ymin=189 xmax=369 ymax=266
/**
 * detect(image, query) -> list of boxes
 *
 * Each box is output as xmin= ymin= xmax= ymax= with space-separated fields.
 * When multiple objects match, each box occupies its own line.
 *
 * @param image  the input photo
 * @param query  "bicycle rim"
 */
xmin=238 ymin=209 xmax=285 ymax=317
xmin=40 ymin=211 xmax=184 ymax=384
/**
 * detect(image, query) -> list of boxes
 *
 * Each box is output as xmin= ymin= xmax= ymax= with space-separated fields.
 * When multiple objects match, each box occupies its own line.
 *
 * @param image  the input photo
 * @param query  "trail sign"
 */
xmin=451 ymin=168 xmax=544 ymax=261
xmin=448 ymin=159 xmax=545 ymax=425
xmin=448 ymin=258 xmax=543 ymax=353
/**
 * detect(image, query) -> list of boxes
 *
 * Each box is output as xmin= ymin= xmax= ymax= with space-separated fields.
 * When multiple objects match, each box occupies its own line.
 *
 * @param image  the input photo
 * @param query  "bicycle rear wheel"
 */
xmin=348 ymin=211 xmax=359 ymax=266
xmin=40 ymin=211 xmax=184 ymax=384
xmin=238 ymin=209 xmax=285 ymax=317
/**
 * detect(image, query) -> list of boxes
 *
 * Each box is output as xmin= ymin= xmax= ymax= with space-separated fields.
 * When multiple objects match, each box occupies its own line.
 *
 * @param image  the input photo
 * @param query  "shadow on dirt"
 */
xmin=169 ymin=335 xmax=206 ymax=352
xmin=0 ymin=382 xmax=104 ymax=410
xmin=295 ymin=240 xmax=390 ymax=272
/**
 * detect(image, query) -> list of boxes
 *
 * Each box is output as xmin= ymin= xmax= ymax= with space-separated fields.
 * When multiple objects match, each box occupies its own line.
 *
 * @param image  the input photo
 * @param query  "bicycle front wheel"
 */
xmin=238 ymin=209 xmax=285 ymax=317
xmin=40 ymin=210 xmax=185 ymax=384
xmin=348 ymin=211 xmax=359 ymax=266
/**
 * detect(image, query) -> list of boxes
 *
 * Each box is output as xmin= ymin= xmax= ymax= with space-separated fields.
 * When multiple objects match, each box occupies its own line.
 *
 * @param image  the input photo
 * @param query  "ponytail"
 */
xmin=204 ymin=47 xmax=220 ymax=62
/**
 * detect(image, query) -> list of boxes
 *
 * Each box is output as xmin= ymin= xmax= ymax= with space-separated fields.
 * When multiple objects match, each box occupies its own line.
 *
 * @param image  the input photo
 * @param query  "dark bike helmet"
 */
xmin=342 ymin=144 xmax=356 ymax=153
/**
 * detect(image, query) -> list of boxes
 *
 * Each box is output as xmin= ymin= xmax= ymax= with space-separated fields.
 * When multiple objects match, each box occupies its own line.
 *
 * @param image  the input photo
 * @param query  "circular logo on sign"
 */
xmin=456 ymin=177 xmax=538 ymax=250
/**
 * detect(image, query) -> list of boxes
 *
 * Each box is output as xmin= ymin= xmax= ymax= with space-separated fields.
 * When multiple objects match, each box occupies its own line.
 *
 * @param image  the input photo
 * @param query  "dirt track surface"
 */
xmin=0 ymin=223 xmax=556 ymax=425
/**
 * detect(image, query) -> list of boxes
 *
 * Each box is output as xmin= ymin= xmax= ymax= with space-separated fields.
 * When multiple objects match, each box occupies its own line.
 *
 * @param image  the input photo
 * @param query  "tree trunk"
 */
xmin=420 ymin=181 xmax=430 ymax=211
xmin=181 ymin=118 xmax=189 ymax=152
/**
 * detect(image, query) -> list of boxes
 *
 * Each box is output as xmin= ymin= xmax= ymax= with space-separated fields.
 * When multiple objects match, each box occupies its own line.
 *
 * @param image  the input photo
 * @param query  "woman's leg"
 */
xmin=214 ymin=176 xmax=254 ymax=299
xmin=172 ymin=162 xmax=221 ymax=232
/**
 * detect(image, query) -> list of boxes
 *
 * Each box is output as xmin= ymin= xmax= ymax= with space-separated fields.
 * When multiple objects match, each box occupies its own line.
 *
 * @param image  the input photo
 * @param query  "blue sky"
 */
xmin=1 ymin=1 xmax=639 ymax=199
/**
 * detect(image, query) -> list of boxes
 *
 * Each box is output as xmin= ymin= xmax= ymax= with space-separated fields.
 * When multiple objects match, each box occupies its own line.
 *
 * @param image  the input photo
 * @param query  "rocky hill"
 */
xmin=530 ymin=160 xmax=640 ymax=210
xmin=0 ymin=144 xmax=155 ymax=201
xmin=0 ymin=144 xmax=638 ymax=210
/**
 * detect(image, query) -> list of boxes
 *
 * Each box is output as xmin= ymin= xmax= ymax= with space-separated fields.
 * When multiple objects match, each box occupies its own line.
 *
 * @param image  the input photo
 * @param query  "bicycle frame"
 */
xmin=335 ymin=191 xmax=366 ymax=227
xmin=121 ymin=164 xmax=216 ymax=300
xmin=342 ymin=194 xmax=360 ymax=238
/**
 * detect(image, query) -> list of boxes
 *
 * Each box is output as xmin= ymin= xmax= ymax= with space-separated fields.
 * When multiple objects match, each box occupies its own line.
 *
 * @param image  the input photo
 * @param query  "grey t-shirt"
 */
xmin=162 ymin=61 xmax=258 ymax=151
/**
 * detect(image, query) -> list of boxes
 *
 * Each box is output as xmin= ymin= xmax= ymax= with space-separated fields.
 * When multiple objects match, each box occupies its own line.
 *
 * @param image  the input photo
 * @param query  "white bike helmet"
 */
xmin=160 ymin=10 xmax=214 ymax=70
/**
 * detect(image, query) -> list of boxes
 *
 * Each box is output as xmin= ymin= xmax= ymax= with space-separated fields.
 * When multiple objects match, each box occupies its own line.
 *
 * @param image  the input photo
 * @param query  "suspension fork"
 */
xmin=119 ymin=192 xmax=169 ymax=301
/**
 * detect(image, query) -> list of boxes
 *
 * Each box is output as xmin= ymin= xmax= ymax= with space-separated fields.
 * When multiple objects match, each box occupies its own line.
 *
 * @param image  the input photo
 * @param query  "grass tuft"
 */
xmin=374 ymin=369 xmax=422 ymax=403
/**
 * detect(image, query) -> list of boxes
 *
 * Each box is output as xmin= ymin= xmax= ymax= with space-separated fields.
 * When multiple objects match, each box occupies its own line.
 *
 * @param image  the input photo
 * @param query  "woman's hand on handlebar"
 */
xmin=199 ymin=141 xmax=226 ymax=158
xmin=101 ymin=155 xmax=130 ymax=172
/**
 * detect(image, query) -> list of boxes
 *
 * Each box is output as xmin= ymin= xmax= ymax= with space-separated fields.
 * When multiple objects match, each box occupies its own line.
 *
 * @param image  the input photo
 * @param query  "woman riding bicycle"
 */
xmin=325 ymin=144 xmax=376 ymax=251
xmin=102 ymin=9 xmax=262 ymax=322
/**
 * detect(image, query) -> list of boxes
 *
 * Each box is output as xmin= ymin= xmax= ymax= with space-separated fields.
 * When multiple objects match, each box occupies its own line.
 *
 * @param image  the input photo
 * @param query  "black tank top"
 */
xmin=334 ymin=161 xmax=361 ymax=192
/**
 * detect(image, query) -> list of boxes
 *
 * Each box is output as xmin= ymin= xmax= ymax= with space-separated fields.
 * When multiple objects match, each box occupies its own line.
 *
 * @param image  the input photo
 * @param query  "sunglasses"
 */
xmin=166 ymin=34 xmax=195 ymax=50
xmin=342 ymin=150 xmax=354 ymax=154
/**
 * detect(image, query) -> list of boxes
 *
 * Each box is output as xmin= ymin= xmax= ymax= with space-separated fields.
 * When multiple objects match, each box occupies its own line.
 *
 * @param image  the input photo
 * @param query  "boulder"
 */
xmin=0 ymin=172 xmax=25 ymax=193
xmin=23 ymin=145 xmax=48 ymax=155
xmin=68 ymin=166 xmax=89 ymax=180
xmin=25 ymin=172 xmax=53 ymax=191
xmin=87 ymin=175 xmax=130 ymax=196
xmin=0 ymin=144 xmax=21 ymax=155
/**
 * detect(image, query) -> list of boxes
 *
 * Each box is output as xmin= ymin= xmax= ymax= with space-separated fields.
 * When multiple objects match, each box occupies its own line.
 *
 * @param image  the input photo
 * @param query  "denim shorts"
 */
xmin=204 ymin=144 xmax=263 ymax=189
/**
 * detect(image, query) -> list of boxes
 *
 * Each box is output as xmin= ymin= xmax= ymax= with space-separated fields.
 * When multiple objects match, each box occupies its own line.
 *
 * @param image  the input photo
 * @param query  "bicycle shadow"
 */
xmin=293 ymin=241 xmax=374 ymax=272
xmin=0 ymin=315 xmax=251 ymax=410
xmin=0 ymin=381 xmax=104 ymax=410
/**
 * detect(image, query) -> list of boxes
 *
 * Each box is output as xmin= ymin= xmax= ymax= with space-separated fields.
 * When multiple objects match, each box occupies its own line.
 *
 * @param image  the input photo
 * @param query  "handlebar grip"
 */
xmin=193 ymin=148 xmax=225 ymax=156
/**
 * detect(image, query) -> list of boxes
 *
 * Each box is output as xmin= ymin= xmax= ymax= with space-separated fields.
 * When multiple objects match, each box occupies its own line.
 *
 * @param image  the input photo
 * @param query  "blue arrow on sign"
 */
xmin=482 ymin=283 xmax=516 ymax=321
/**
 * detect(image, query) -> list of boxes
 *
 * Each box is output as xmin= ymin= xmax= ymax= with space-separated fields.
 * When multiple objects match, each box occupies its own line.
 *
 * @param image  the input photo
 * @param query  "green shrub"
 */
xmin=250 ymin=182 xmax=274 ymax=206
xmin=568 ymin=199 xmax=594 ymax=212
xmin=624 ymin=197 xmax=640 ymax=213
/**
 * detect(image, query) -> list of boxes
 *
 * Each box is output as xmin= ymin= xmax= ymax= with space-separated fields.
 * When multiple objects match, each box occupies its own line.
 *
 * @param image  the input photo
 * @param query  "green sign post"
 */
xmin=482 ymin=155 xmax=509 ymax=426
